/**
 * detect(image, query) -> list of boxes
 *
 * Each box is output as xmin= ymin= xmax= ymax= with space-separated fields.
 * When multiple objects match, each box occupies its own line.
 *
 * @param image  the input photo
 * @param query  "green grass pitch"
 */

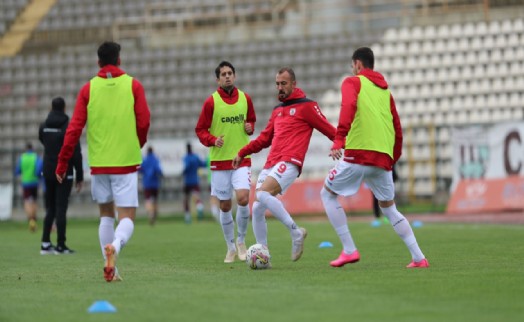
xmin=1 ymin=216 xmax=523 ymax=322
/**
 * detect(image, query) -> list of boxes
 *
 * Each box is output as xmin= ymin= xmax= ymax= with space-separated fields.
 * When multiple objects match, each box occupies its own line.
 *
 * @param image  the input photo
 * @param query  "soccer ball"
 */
xmin=245 ymin=244 xmax=271 ymax=269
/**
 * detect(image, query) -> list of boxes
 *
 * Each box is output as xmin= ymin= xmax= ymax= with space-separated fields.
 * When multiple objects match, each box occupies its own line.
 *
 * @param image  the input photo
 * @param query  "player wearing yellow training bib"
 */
xmin=195 ymin=61 xmax=256 ymax=264
xmin=56 ymin=42 xmax=151 ymax=282
xmin=321 ymin=47 xmax=429 ymax=269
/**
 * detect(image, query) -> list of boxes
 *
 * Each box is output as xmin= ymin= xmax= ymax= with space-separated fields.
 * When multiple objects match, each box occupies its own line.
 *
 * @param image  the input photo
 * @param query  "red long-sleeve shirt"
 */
xmin=56 ymin=65 xmax=150 ymax=175
xmin=333 ymin=68 xmax=403 ymax=170
xmin=195 ymin=86 xmax=256 ymax=170
xmin=238 ymin=88 xmax=336 ymax=173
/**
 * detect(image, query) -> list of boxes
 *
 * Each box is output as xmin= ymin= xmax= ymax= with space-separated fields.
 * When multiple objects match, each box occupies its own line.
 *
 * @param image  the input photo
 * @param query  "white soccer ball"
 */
xmin=245 ymin=244 xmax=271 ymax=269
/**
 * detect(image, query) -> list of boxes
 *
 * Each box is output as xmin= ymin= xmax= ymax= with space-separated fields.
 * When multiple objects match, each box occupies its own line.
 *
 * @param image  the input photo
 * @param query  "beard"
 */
xmin=222 ymin=84 xmax=234 ymax=93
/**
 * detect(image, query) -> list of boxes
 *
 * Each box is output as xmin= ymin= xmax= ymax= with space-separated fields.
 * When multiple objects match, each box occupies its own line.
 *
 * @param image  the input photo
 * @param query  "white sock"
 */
xmin=211 ymin=204 xmax=220 ymax=219
xmin=99 ymin=217 xmax=115 ymax=259
xmin=320 ymin=187 xmax=357 ymax=254
xmin=251 ymin=201 xmax=268 ymax=246
xmin=256 ymin=191 xmax=301 ymax=240
xmin=235 ymin=205 xmax=250 ymax=243
xmin=112 ymin=217 xmax=134 ymax=255
xmin=220 ymin=210 xmax=236 ymax=251
xmin=381 ymin=204 xmax=425 ymax=262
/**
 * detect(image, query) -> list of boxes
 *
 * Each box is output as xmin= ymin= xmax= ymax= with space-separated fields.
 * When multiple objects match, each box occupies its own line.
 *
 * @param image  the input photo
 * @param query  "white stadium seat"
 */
xmin=513 ymin=18 xmax=524 ymax=32
xmin=488 ymin=20 xmax=501 ymax=34
xmin=462 ymin=22 xmax=475 ymax=37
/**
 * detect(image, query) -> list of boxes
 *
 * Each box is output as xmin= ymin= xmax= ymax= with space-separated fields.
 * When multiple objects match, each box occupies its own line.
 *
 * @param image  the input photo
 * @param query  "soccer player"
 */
xmin=195 ymin=61 xmax=256 ymax=263
xmin=140 ymin=146 xmax=163 ymax=225
xmin=182 ymin=142 xmax=206 ymax=224
xmin=15 ymin=142 xmax=42 ymax=232
xmin=232 ymin=67 xmax=336 ymax=262
xmin=56 ymin=41 xmax=150 ymax=281
xmin=39 ymin=97 xmax=84 ymax=254
xmin=320 ymin=47 xmax=429 ymax=268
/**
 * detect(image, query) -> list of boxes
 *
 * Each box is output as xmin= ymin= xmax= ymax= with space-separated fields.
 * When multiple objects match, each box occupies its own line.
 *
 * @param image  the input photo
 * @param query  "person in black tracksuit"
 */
xmin=38 ymin=97 xmax=84 ymax=254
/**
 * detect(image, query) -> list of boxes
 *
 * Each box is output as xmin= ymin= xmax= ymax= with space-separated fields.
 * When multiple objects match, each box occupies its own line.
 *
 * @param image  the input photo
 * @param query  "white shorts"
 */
xmin=91 ymin=172 xmax=139 ymax=207
xmin=324 ymin=161 xmax=395 ymax=201
xmin=256 ymin=162 xmax=299 ymax=194
xmin=211 ymin=167 xmax=251 ymax=201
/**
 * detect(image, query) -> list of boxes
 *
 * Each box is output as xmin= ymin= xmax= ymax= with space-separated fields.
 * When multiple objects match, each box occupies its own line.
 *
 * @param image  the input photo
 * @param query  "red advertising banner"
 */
xmin=447 ymin=176 xmax=524 ymax=214
xmin=250 ymin=179 xmax=373 ymax=215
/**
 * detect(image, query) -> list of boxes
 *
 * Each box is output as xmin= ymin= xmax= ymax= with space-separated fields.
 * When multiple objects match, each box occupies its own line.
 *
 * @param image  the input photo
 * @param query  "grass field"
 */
xmin=1 ymin=215 xmax=523 ymax=322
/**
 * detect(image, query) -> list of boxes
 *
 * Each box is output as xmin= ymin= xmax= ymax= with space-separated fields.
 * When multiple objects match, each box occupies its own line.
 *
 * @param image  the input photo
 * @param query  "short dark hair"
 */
xmin=186 ymin=142 xmax=192 ymax=154
xmin=277 ymin=67 xmax=296 ymax=81
xmin=352 ymin=47 xmax=374 ymax=69
xmin=147 ymin=146 xmax=153 ymax=154
xmin=215 ymin=61 xmax=235 ymax=78
xmin=26 ymin=142 xmax=33 ymax=150
xmin=51 ymin=97 xmax=65 ymax=111
xmin=98 ymin=41 xmax=121 ymax=67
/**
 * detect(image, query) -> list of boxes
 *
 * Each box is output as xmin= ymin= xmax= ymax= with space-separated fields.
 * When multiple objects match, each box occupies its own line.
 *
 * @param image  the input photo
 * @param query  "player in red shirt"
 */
xmin=56 ymin=42 xmax=150 ymax=282
xmin=196 ymin=61 xmax=256 ymax=263
xmin=321 ymin=47 xmax=428 ymax=268
xmin=233 ymin=67 xmax=336 ymax=262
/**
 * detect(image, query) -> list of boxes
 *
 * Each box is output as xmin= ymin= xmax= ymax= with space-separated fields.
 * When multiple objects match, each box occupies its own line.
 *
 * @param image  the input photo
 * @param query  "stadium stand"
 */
xmin=1 ymin=0 xmax=523 ymax=211
xmin=0 ymin=0 xmax=30 ymax=35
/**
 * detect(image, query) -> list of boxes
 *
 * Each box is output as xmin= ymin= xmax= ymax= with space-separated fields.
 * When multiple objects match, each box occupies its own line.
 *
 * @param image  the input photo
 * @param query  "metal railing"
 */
xmin=109 ymin=0 xmax=504 ymax=44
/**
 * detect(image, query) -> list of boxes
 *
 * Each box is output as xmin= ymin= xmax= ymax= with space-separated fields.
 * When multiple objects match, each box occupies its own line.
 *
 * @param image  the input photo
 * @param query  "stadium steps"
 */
xmin=0 ymin=0 xmax=57 ymax=57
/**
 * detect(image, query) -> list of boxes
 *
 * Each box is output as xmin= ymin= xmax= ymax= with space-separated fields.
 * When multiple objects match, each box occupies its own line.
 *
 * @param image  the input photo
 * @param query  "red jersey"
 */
xmin=56 ymin=65 xmax=150 ymax=175
xmin=238 ymin=88 xmax=336 ymax=172
xmin=195 ymin=86 xmax=256 ymax=170
xmin=333 ymin=68 xmax=402 ymax=170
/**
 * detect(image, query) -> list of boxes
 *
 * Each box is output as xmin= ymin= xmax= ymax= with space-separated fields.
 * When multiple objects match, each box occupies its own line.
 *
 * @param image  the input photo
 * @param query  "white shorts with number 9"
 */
xmin=256 ymin=161 xmax=299 ymax=194
xmin=324 ymin=161 xmax=395 ymax=201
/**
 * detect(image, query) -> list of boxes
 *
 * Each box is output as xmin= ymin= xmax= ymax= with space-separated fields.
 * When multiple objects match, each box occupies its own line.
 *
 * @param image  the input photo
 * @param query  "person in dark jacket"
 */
xmin=182 ymin=143 xmax=206 ymax=224
xmin=139 ymin=146 xmax=163 ymax=225
xmin=38 ymin=97 xmax=83 ymax=254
